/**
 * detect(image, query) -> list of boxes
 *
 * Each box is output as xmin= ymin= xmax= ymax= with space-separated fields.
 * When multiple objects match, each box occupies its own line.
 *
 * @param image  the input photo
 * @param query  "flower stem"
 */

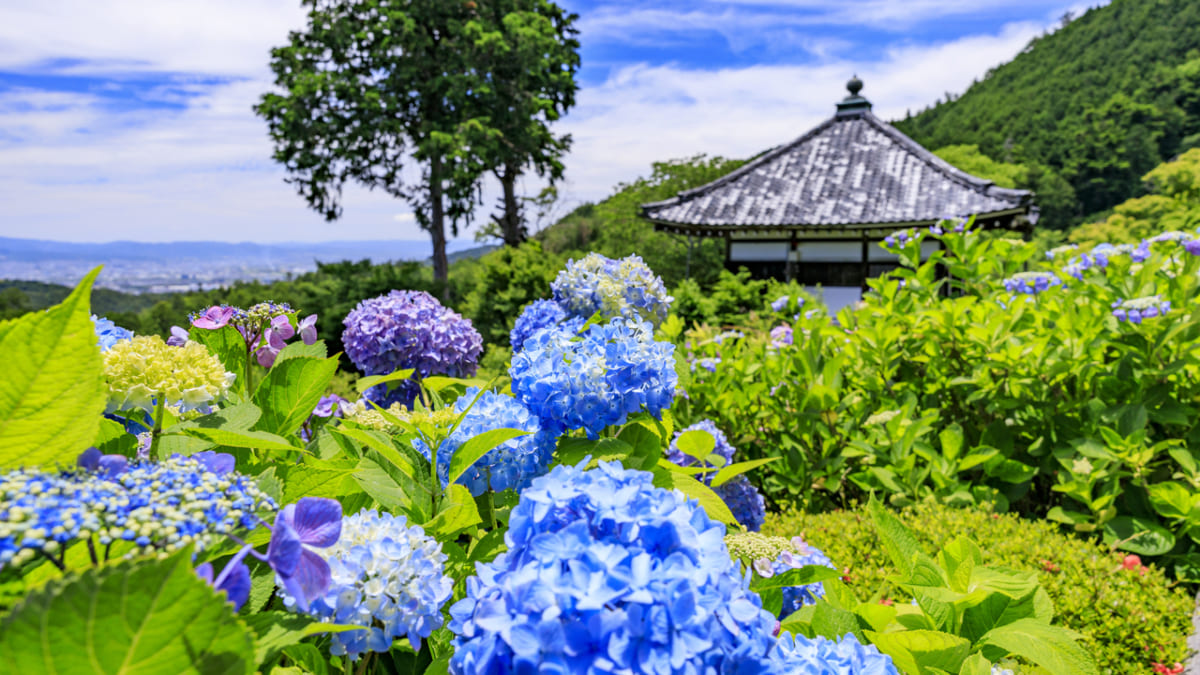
xmin=86 ymin=537 xmax=99 ymax=567
xmin=148 ymin=396 xmax=167 ymax=460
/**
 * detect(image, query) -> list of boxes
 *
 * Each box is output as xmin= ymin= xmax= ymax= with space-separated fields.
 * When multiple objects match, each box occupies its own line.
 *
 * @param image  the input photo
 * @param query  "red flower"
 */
xmin=1122 ymin=554 xmax=1147 ymax=576
xmin=1153 ymin=662 xmax=1183 ymax=674
xmin=1040 ymin=559 xmax=1060 ymax=573
xmin=879 ymin=598 xmax=894 ymax=606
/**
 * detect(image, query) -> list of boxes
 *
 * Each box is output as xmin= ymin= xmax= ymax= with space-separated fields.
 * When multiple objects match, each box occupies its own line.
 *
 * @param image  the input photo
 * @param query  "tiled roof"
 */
xmin=642 ymin=110 xmax=1032 ymax=233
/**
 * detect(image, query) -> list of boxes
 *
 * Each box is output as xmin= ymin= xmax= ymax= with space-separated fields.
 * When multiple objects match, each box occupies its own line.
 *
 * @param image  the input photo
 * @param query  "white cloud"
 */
xmin=0 ymin=1 xmax=1093 ymax=242
xmin=555 ymin=19 xmax=1049 ymax=206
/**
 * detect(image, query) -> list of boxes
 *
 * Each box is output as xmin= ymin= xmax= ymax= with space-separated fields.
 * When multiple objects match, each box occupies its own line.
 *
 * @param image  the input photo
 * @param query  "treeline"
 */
xmin=895 ymin=0 xmax=1200 ymax=229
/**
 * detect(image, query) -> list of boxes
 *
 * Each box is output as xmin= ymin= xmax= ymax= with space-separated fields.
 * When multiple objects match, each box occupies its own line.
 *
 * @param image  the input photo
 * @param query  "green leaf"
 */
xmin=940 ymin=424 xmax=965 ymax=462
xmin=356 ymin=369 xmax=416 ymax=393
xmin=809 ymin=599 xmax=863 ymax=642
xmin=447 ymin=428 xmax=530 ymax=486
xmin=334 ymin=427 xmax=423 ymax=483
xmin=274 ymin=340 xmax=327 ymax=363
xmin=651 ymin=466 xmax=737 ymax=525
xmin=555 ymin=437 xmax=635 ymax=467
xmin=1102 ymin=515 xmax=1176 ymax=556
xmin=165 ymin=427 xmax=300 ymax=452
xmin=252 ymin=355 xmax=339 ymax=437
xmin=425 ymin=484 xmax=483 ymax=537
xmin=243 ymin=611 xmax=355 ymax=667
xmin=977 ymin=618 xmax=1098 ymax=675
xmin=615 ymin=423 xmax=664 ymax=471
xmin=0 ymin=267 xmax=106 ymax=470
xmin=0 ymin=550 xmax=256 ymax=674
xmin=673 ymin=429 xmax=716 ymax=464
xmin=94 ymin=417 xmax=137 ymax=457
xmin=281 ymin=463 xmax=360 ymax=504
xmin=957 ymin=653 xmax=992 ymax=675
xmin=868 ymin=497 xmax=925 ymax=579
xmin=190 ymin=324 xmax=249 ymax=392
xmin=1148 ymin=481 xmax=1195 ymax=520
xmin=711 ymin=457 xmax=779 ymax=487
xmin=750 ymin=565 xmax=841 ymax=591
xmin=281 ymin=644 xmax=329 ymax=675
xmin=865 ymin=629 xmax=970 ymax=675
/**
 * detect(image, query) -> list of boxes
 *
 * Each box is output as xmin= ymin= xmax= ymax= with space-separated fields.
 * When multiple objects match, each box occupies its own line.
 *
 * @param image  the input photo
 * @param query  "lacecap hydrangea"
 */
xmin=92 ymin=315 xmax=133 ymax=351
xmin=0 ymin=452 xmax=272 ymax=569
xmin=411 ymin=387 xmax=556 ymax=496
xmin=509 ymin=317 xmax=677 ymax=438
xmin=102 ymin=335 xmax=236 ymax=413
xmin=551 ymin=253 xmax=673 ymax=327
xmin=448 ymin=460 xmax=782 ymax=675
xmin=283 ymin=510 xmax=453 ymax=659
xmin=342 ymin=290 xmax=483 ymax=404
xmin=510 ymin=299 xmax=569 ymax=352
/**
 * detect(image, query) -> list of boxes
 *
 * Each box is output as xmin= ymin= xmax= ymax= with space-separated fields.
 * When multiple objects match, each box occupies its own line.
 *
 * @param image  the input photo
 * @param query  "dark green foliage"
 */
xmin=459 ymin=241 xmax=565 ymax=348
xmin=537 ymin=155 xmax=746 ymax=287
xmin=895 ymin=0 xmax=1200 ymax=226
xmin=766 ymin=503 xmax=1192 ymax=675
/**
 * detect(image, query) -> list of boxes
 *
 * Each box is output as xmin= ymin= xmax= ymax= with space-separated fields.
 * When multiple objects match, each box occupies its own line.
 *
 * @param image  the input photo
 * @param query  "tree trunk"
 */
xmin=500 ymin=164 xmax=525 ymax=247
xmin=429 ymin=153 xmax=450 ymax=301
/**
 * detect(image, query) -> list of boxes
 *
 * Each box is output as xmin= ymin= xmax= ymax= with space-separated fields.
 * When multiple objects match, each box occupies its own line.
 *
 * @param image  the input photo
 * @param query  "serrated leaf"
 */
xmin=166 ymin=427 xmax=300 ymax=452
xmin=615 ymin=424 xmax=664 ymax=471
xmin=189 ymin=324 xmax=249 ymax=394
xmin=447 ymin=428 xmax=530 ymax=486
xmin=281 ymin=464 xmax=360 ymax=504
xmin=865 ymin=629 xmax=970 ymax=675
xmin=1102 ymin=515 xmax=1176 ymax=556
xmin=651 ymin=467 xmax=737 ymax=526
xmin=0 ymin=267 xmax=106 ymax=470
xmin=868 ymin=497 xmax=926 ymax=579
xmin=273 ymin=340 xmax=327 ymax=363
xmin=425 ymin=484 xmax=482 ymax=537
xmin=809 ymin=599 xmax=863 ymax=642
xmin=555 ymin=437 xmax=635 ymax=467
xmin=94 ymin=417 xmax=138 ymax=457
xmin=750 ymin=565 xmax=841 ymax=591
xmin=977 ymin=618 xmax=1098 ymax=675
xmin=673 ymin=429 xmax=716 ymax=464
xmin=252 ymin=356 xmax=339 ymax=437
xmin=0 ymin=550 xmax=255 ymax=674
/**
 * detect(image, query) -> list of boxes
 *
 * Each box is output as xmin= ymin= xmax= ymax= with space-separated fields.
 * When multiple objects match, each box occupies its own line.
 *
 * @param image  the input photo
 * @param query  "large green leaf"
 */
xmin=94 ymin=418 xmax=137 ymax=457
xmin=425 ymin=484 xmax=483 ymax=537
xmin=977 ymin=618 xmax=1098 ymax=675
xmin=868 ymin=497 xmax=926 ymax=579
xmin=0 ymin=550 xmax=255 ymax=674
xmin=165 ymin=427 xmax=300 ymax=452
xmin=356 ymin=369 xmax=416 ymax=394
xmin=651 ymin=466 xmax=737 ymax=526
xmin=672 ymin=429 xmax=716 ymax=464
xmin=711 ymin=457 xmax=779 ymax=487
xmin=189 ymin=324 xmax=249 ymax=393
xmin=615 ymin=423 xmax=664 ymax=471
xmin=750 ymin=565 xmax=841 ymax=591
xmin=252 ymin=355 xmax=339 ymax=437
xmin=446 ymin=428 xmax=530 ymax=486
xmin=1101 ymin=515 xmax=1176 ymax=556
xmin=864 ymin=629 xmax=970 ymax=675
xmin=242 ymin=611 xmax=354 ymax=666
xmin=0 ymin=267 xmax=106 ymax=469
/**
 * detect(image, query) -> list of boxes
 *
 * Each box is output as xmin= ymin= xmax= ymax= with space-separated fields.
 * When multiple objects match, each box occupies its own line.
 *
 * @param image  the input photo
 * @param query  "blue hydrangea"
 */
xmin=342 ymin=290 xmax=483 ymax=395
xmin=1002 ymin=271 xmax=1061 ymax=295
xmin=411 ymin=387 xmax=556 ymax=496
xmin=1045 ymin=244 xmax=1079 ymax=260
xmin=668 ymin=420 xmax=766 ymax=532
xmin=92 ymin=315 xmax=133 ymax=351
xmin=1090 ymin=241 xmax=1151 ymax=266
xmin=717 ymin=476 xmax=767 ymax=532
xmin=0 ymin=454 xmax=274 ymax=569
xmin=283 ymin=510 xmax=453 ymax=660
xmin=551 ymin=253 xmax=673 ymax=327
xmin=693 ymin=357 xmax=721 ymax=373
xmin=770 ymin=632 xmax=899 ymax=674
xmin=1112 ymin=295 xmax=1171 ymax=324
xmin=509 ymin=318 xmax=677 ymax=438
xmin=510 ymin=299 xmax=568 ymax=352
xmin=448 ymin=460 xmax=781 ymax=675
xmin=770 ymin=295 xmax=789 ymax=312
xmin=770 ymin=324 xmax=794 ymax=348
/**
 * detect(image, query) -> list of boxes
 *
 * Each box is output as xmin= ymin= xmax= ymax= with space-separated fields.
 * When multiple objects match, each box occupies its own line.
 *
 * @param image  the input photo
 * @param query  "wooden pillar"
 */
xmin=860 ymin=231 xmax=870 ymax=292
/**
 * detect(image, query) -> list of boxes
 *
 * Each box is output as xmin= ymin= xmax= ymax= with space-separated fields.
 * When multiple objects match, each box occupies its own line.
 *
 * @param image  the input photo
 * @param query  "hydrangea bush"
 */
xmin=550 ymin=252 xmax=673 ymax=327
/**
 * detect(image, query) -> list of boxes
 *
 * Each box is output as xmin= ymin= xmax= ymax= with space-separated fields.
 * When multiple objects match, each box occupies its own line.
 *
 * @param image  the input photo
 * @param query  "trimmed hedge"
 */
xmin=765 ymin=502 xmax=1192 ymax=674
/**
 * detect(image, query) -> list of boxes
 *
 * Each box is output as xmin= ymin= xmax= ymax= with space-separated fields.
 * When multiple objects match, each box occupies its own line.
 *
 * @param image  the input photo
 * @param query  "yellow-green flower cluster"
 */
xmin=342 ymin=399 xmax=458 ymax=435
xmin=102 ymin=336 xmax=235 ymax=413
xmin=725 ymin=531 xmax=795 ymax=566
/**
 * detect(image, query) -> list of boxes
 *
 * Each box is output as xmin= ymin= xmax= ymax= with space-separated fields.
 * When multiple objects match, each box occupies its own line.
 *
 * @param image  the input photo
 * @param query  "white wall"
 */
xmin=729 ymin=241 xmax=789 ymax=261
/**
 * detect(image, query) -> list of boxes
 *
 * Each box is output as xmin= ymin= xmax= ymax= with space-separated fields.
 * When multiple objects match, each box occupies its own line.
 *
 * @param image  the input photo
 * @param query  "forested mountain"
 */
xmin=895 ymin=0 xmax=1200 ymax=228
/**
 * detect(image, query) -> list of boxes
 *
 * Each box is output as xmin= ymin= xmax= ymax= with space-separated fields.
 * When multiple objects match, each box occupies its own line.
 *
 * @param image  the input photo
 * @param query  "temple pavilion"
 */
xmin=640 ymin=77 xmax=1037 ymax=309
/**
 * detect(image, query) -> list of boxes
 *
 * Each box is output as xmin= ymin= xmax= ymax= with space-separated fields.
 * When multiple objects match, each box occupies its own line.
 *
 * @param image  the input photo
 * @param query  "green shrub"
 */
xmin=459 ymin=241 xmax=564 ymax=349
xmin=764 ymin=502 xmax=1192 ymax=674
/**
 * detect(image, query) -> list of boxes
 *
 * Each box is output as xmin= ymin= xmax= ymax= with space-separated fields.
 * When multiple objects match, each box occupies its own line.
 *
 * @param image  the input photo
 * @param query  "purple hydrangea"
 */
xmin=342 ymin=291 xmax=482 ymax=406
xmin=448 ymin=460 xmax=781 ymax=674
xmin=770 ymin=324 xmax=794 ymax=348
xmin=1002 ymin=271 xmax=1061 ymax=295
xmin=667 ymin=419 xmax=737 ymax=468
xmin=717 ymin=476 xmax=767 ymax=532
xmin=1112 ymin=295 xmax=1171 ymax=324
xmin=509 ymin=318 xmax=677 ymax=438
xmin=770 ymin=295 xmax=789 ymax=312
xmin=510 ymin=299 xmax=569 ymax=352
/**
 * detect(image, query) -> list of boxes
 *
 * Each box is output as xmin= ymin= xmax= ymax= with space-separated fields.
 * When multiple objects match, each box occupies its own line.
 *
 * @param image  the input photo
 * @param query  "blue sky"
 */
xmin=0 ymin=0 xmax=1099 ymax=243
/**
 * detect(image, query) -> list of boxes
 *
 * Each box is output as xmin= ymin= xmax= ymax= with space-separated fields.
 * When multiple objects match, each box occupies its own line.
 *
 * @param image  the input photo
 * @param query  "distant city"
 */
xmin=0 ymin=237 xmax=489 ymax=293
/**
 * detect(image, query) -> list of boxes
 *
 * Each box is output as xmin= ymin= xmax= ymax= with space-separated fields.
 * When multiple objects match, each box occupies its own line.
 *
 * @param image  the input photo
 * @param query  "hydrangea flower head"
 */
xmin=1045 ymin=244 xmax=1079 ymax=260
xmin=411 ymin=388 xmax=555 ymax=495
xmin=1112 ymin=295 xmax=1171 ymax=324
xmin=770 ymin=295 xmax=789 ymax=312
xmin=1186 ymin=239 xmax=1200 ymax=257
xmin=769 ymin=537 xmax=837 ymax=615
xmin=91 ymin=315 xmax=133 ymax=352
xmin=342 ymin=399 xmax=459 ymax=435
xmin=770 ymin=632 xmax=899 ymax=674
xmin=448 ymin=460 xmax=780 ymax=674
xmin=102 ymin=335 xmax=235 ymax=413
xmin=883 ymin=229 xmax=918 ymax=248
xmin=693 ymin=357 xmax=721 ymax=373
xmin=716 ymin=476 xmax=767 ymax=532
xmin=1002 ymin=271 xmax=1062 ymax=295
xmin=0 ymin=453 xmax=273 ymax=569
xmin=284 ymin=509 xmax=453 ymax=659
xmin=509 ymin=318 xmax=677 ymax=438
xmin=770 ymin=324 xmax=794 ymax=348
xmin=510 ymin=299 xmax=569 ymax=352
xmin=342 ymin=290 xmax=482 ymax=406
xmin=551 ymin=253 xmax=673 ymax=327
xmin=1149 ymin=230 xmax=1190 ymax=244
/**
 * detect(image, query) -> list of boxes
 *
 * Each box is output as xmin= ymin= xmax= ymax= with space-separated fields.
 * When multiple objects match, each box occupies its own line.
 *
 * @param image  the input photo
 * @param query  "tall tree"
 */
xmin=255 ymin=0 xmax=490 ymax=288
xmin=465 ymin=0 xmax=580 ymax=246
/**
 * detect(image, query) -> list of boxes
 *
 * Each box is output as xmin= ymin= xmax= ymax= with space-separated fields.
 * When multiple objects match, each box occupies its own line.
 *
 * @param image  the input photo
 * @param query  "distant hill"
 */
xmin=894 ymin=0 xmax=1200 ymax=226
xmin=0 ymin=237 xmax=447 ymax=264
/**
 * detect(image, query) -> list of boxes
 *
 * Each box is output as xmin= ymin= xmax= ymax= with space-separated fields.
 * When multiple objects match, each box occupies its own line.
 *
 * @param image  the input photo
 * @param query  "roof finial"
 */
xmin=847 ymin=74 xmax=863 ymax=96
